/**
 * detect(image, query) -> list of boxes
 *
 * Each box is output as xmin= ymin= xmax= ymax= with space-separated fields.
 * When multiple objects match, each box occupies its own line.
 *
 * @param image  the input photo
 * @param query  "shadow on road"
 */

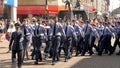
xmin=70 ymin=55 xmax=120 ymax=68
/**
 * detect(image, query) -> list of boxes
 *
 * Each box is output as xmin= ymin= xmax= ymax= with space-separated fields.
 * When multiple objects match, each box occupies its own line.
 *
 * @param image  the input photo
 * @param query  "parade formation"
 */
xmin=0 ymin=16 xmax=120 ymax=68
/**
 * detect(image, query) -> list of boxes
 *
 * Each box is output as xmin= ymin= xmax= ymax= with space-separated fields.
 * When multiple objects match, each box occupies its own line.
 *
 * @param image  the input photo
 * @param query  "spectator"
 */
xmin=0 ymin=21 xmax=4 ymax=42
xmin=6 ymin=22 xmax=16 ymax=41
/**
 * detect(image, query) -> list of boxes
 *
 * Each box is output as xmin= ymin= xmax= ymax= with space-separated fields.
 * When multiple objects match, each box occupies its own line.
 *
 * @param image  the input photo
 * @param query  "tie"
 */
xmin=85 ymin=25 xmax=88 ymax=33
xmin=34 ymin=26 xmax=37 ymax=36
xmin=53 ymin=23 xmax=56 ymax=35
xmin=37 ymin=26 xmax=40 ymax=35
xmin=47 ymin=28 xmax=49 ymax=35
xmin=65 ymin=26 xmax=68 ymax=35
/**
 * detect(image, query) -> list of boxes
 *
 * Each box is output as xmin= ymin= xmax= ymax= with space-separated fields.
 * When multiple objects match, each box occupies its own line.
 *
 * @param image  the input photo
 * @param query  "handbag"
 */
xmin=5 ymin=33 xmax=10 ymax=41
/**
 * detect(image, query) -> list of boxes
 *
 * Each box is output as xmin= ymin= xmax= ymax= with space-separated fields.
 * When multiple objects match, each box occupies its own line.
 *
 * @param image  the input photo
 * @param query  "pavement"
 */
xmin=0 ymin=35 xmax=120 ymax=68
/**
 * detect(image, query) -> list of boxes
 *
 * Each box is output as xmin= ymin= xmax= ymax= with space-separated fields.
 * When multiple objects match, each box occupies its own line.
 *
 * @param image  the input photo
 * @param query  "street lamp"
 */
xmin=45 ymin=0 xmax=49 ymax=20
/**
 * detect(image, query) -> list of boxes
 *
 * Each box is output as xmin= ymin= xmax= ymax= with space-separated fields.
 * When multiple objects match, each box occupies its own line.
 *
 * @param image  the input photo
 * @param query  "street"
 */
xmin=0 ymin=36 xmax=120 ymax=68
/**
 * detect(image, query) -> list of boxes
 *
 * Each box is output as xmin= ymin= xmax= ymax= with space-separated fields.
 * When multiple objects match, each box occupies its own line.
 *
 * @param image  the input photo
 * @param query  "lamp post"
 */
xmin=45 ymin=0 xmax=49 ymax=20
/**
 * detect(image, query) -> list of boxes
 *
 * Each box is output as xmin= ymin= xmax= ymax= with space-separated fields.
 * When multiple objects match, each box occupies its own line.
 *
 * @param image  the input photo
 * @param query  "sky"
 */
xmin=109 ymin=0 xmax=120 ymax=12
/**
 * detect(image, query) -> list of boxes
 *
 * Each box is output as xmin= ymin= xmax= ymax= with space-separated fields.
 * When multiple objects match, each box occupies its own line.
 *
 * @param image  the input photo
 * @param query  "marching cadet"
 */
xmin=9 ymin=26 xmax=24 ymax=68
xmin=81 ymin=20 xmax=93 ymax=56
xmin=64 ymin=20 xmax=77 ymax=62
xmin=74 ymin=21 xmax=84 ymax=56
xmin=96 ymin=22 xmax=104 ymax=52
xmin=22 ymin=19 xmax=32 ymax=61
xmin=44 ymin=20 xmax=53 ymax=60
xmin=72 ymin=20 xmax=79 ymax=56
xmin=34 ymin=19 xmax=46 ymax=64
xmin=98 ymin=22 xmax=113 ymax=56
xmin=90 ymin=24 xmax=99 ymax=53
xmin=30 ymin=20 xmax=38 ymax=60
xmin=51 ymin=16 xmax=65 ymax=65
xmin=106 ymin=22 xmax=115 ymax=54
xmin=113 ymin=21 xmax=120 ymax=55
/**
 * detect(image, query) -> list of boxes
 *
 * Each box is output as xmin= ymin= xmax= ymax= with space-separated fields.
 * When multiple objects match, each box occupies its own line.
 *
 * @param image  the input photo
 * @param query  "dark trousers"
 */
xmin=81 ymin=35 xmax=93 ymax=55
xmin=98 ymin=35 xmax=113 ymax=55
xmin=71 ymin=37 xmax=77 ymax=55
xmin=113 ymin=36 xmax=120 ymax=52
xmin=52 ymin=36 xmax=61 ymax=62
xmin=23 ymin=36 xmax=30 ymax=60
xmin=58 ymin=36 xmax=65 ymax=57
xmin=64 ymin=37 xmax=72 ymax=59
xmin=35 ymin=37 xmax=43 ymax=62
xmin=76 ymin=36 xmax=83 ymax=55
xmin=12 ymin=50 xmax=23 ymax=68
xmin=44 ymin=37 xmax=52 ymax=57
xmin=31 ymin=37 xmax=37 ymax=58
xmin=91 ymin=36 xmax=98 ymax=52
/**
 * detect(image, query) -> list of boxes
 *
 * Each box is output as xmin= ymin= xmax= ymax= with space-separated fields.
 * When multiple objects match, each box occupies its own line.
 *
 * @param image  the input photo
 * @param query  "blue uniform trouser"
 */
xmin=91 ymin=36 xmax=98 ymax=52
xmin=35 ymin=37 xmax=43 ymax=62
xmin=58 ymin=36 xmax=65 ymax=57
xmin=44 ymin=36 xmax=52 ymax=56
xmin=82 ymin=35 xmax=92 ymax=55
xmin=12 ymin=50 xmax=23 ymax=67
xmin=99 ymin=35 xmax=113 ymax=55
xmin=76 ymin=36 xmax=83 ymax=55
xmin=64 ymin=37 xmax=72 ymax=59
xmin=52 ymin=36 xmax=61 ymax=62
xmin=113 ymin=35 xmax=120 ymax=51
xmin=31 ymin=36 xmax=37 ymax=58
xmin=23 ymin=35 xmax=30 ymax=60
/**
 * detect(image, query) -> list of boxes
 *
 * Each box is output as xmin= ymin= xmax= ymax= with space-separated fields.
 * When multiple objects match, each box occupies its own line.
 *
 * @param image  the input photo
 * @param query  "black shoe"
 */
xmin=31 ymin=57 xmax=34 ymax=60
xmin=18 ymin=66 xmax=22 ymax=68
xmin=56 ymin=58 xmax=60 ymax=61
xmin=49 ymin=56 xmax=52 ymax=58
xmin=116 ymin=52 xmax=120 ymax=55
xmin=64 ymin=58 xmax=67 ymax=62
xmin=75 ymin=53 xmax=79 ymax=56
xmin=34 ymin=61 xmax=38 ymax=65
xmin=52 ymin=62 xmax=55 ymax=65
xmin=98 ymin=52 xmax=102 ymax=56
xmin=38 ymin=59 xmax=42 ymax=62
xmin=81 ymin=54 xmax=85 ymax=56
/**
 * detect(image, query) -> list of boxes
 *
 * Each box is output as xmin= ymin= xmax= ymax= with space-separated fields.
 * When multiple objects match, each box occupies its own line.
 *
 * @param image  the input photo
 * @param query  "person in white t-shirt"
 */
xmin=6 ymin=22 xmax=16 ymax=41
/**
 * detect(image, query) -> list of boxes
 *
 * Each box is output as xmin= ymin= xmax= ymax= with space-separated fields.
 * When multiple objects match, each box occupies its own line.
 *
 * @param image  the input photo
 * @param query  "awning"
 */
xmin=48 ymin=6 xmax=59 ymax=14
xmin=17 ymin=6 xmax=59 ymax=14
xmin=17 ymin=6 xmax=46 ymax=14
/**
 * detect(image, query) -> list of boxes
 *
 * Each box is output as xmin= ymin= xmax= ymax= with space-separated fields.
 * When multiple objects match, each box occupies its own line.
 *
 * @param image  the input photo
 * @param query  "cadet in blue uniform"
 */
xmin=113 ymin=21 xmax=120 ymax=55
xmin=81 ymin=20 xmax=93 ymax=56
xmin=96 ymin=22 xmax=104 ymax=52
xmin=74 ymin=21 xmax=84 ymax=56
xmin=9 ymin=26 xmax=24 ymax=68
xmin=98 ymin=22 xmax=113 ymax=56
xmin=51 ymin=17 xmax=65 ymax=65
xmin=22 ymin=19 xmax=32 ymax=61
xmin=64 ymin=20 xmax=77 ymax=62
xmin=34 ymin=20 xmax=46 ymax=64
xmin=72 ymin=20 xmax=79 ymax=56
xmin=31 ymin=20 xmax=38 ymax=60
xmin=90 ymin=24 xmax=99 ymax=53
xmin=44 ymin=21 xmax=53 ymax=60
